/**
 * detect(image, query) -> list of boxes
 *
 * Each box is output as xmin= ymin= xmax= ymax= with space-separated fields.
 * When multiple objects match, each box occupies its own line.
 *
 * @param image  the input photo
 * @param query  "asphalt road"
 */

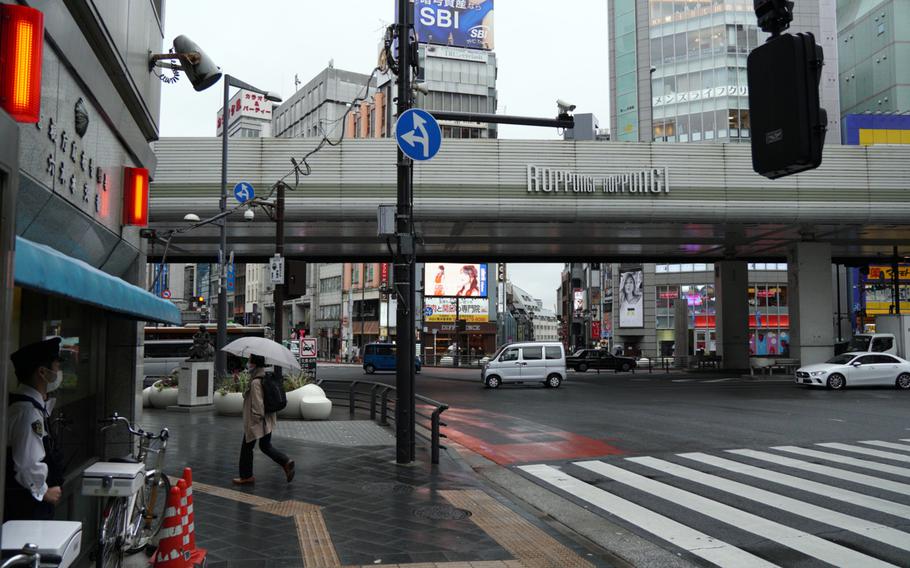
xmin=315 ymin=363 xmax=910 ymax=567
xmin=316 ymin=364 xmax=910 ymax=460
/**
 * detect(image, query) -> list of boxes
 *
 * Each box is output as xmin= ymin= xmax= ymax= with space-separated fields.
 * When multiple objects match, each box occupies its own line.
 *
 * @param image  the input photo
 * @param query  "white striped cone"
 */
xmin=152 ymin=487 xmax=190 ymax=568
xmin=182 ymin=468 xmax=207 ymax=566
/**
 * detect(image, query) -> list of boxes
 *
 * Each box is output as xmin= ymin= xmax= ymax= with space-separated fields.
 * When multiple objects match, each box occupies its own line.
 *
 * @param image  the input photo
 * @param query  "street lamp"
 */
xmin=216 ymin=75 xmax=281 ymax=379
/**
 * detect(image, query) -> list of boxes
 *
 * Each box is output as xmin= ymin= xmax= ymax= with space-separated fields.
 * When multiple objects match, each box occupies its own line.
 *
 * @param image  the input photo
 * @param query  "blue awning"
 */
xmin=14 ymin=236 xmax=181 ymax=325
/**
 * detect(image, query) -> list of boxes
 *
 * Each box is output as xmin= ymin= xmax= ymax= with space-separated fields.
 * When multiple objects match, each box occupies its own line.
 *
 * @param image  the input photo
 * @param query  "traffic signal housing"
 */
xmin=747 ymin=32 xmax=827 ymax=179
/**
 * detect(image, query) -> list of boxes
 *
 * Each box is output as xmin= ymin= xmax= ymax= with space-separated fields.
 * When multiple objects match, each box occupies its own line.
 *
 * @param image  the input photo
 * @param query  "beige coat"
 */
xmin=242 ymin=367 xmax=277 ymax=443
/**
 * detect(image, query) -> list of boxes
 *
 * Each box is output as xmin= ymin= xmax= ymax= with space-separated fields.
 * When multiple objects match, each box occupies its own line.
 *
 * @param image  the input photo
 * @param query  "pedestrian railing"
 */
xmin=315 ymin=379 xmax=449 ymax=465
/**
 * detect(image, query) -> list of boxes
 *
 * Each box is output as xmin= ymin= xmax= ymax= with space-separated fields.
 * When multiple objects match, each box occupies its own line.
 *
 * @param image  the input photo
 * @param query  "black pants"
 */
xmin=239 ymin=433 xmax=289 ymax=478
xmin=4 ymin=485 xmax=54 ymax=520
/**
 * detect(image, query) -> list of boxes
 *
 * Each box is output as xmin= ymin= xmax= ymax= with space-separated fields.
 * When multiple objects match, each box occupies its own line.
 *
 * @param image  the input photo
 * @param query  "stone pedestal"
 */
xmin=170 ymin=360 xmax=214 ymax=412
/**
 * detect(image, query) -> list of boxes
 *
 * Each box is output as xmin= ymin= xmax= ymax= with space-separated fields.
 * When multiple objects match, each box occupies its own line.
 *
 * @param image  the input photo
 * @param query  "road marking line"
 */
xmin=774 ymin=446 xmax=910 ymax=479
xmin=859 ymin=440 xmax=910 ymax=453
xmin=629 ymin=456 xmax=910 ymax=553
xmin=817 ymin=442 xmax=910 ymax=463
xmin=727 ymin=450 xmax=910 ymax=495
xmin=440 ymin=489 xmax=594 ymax=568
xmin=703 ymin=378 xmax=735 ymax=383
xmin=671 ymin=379 xmax=696 ymax=383
xmin=683 ymin=452 xmax=910 ymax=518
xmin=519 ymin=464 xmax=777 ymax=568
xmin=576 ymin=460 xmax=896 ymax=568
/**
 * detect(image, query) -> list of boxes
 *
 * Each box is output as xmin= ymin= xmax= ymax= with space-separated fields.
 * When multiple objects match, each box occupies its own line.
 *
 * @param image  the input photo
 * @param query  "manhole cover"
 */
xmin=413 ymin=504 xmax=472 ymax=521
xmin=361 ymin=482 xmax=415 ymax=495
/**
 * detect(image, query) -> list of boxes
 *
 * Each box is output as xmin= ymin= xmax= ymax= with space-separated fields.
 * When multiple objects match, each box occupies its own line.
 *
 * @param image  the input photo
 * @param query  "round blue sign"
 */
xmin=395 ymin=109 xmax=442 ymax=161
xmin=233 ymin=182 xmax=255 ymax=204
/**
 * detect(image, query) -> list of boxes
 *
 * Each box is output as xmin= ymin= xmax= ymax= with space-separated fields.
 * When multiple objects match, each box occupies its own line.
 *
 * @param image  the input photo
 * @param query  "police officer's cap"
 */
xmin=10 ymin=337 xmax=62 ymax=379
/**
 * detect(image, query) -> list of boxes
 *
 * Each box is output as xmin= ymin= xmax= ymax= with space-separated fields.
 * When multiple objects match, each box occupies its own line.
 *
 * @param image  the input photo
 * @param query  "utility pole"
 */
xmin=273 ymin=182 xmax=286 ymax=380
xmin=395 ymin=0 xmax=416 ymax=464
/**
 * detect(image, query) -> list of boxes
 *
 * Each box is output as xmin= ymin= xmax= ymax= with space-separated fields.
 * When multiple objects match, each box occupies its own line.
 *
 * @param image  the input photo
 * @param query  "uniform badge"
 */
xmin=31 ymin=420 xmax=44 ymax=436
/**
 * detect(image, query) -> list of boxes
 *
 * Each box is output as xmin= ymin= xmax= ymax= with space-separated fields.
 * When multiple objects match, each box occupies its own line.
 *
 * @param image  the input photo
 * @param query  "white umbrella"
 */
xmin=221 ymin=337 xmax=301 ymax=370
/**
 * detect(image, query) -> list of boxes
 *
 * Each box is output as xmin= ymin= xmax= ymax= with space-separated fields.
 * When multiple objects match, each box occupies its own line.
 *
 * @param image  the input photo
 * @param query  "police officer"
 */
xmin=5 ymin=337 xmax=65 ymax=520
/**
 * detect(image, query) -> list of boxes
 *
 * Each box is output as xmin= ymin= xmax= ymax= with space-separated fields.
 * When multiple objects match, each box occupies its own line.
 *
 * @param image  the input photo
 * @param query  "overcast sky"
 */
xmin=160 ymin=1 xmax=603 ymax=309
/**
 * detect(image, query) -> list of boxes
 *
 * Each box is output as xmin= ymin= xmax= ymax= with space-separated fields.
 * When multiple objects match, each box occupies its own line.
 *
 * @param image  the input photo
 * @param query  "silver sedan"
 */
xmin=795 ymin=352 xmax=910 ymax=390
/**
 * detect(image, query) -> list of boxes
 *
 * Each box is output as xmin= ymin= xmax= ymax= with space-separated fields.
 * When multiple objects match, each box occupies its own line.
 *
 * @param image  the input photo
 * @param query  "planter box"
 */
xmin=149 ymin=386 xmax=178 ymax=409
xmin=214 ymin=392 xmax=244 ymax=416
xmin=300 ymin=384 xmax=332 ymax=420
xmin=278 ymin=387 xmax=306 ymax=419
xmin=142 ymin=387 xmax=153 ymax=408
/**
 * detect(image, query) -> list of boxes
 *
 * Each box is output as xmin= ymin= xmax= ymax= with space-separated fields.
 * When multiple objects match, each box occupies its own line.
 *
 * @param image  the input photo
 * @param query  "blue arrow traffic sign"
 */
xmin=395 ymin=108 xmax=442 ymax=161
xmin=233 ymin=182 xmax=255 ymax=204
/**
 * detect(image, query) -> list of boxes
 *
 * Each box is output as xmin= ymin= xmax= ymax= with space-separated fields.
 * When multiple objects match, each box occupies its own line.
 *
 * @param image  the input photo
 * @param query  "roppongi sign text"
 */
xmin=527 ymin=165 xmax=670 ymax=195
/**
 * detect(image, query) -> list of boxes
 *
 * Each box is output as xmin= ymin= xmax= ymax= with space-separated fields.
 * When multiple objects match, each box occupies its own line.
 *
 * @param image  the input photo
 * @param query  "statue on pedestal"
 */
xmin=188 ymin=325 xmax=215 ymax=361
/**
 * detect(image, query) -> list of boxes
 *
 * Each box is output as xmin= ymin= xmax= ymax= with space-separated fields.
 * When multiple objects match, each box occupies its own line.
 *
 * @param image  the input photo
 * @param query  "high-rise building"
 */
xmin=609 ymin=0 xmax=840 ymax=145
xmin=273 ymin=65 xmax=376 ymax=139
xmin=837 ymin=0 xmax=910 ymax=118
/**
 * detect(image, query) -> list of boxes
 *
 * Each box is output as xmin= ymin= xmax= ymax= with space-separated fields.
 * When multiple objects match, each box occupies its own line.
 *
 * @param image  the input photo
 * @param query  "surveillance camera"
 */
xmin=243 ymin=209 xmax=255 ymax=222
xmin=173 ymin=35 xmax=222 ymax=92
xmin=557 ymin=99 xmax=576 ymax=113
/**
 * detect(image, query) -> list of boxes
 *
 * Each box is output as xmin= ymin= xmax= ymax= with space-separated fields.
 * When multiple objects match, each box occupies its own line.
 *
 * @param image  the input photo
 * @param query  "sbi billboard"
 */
xmin=413 ymin=0 xmax=494 ymax=51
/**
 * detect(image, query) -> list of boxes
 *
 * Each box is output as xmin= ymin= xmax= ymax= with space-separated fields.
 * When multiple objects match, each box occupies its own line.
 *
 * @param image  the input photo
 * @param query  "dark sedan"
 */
xmin=566 ymin=349 xmax=637 ymax=372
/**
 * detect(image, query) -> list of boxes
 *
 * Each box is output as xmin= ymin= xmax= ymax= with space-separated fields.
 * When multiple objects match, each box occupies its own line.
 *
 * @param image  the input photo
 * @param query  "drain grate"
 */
xmin=413 ymin=504 xmax=472 ymax=521
xmin=361 ymin=481 xmax=415 ymax=495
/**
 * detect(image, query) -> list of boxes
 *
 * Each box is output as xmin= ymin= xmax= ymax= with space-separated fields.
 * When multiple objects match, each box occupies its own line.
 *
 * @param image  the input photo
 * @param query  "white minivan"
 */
xmin=481 ymin=342 xmax=567 ymax=388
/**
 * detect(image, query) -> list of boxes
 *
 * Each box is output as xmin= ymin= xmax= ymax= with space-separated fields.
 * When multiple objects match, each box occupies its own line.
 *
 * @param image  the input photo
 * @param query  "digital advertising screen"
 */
xmin=619 ymin=269 xmax=644 ymax=328
xmin=424 ymin=297 xmax=489 ymax=322
xmin=413 ymin=0 xmax=495 ymax=51
xmin=424 ymin=263 xmax=488 ymax=297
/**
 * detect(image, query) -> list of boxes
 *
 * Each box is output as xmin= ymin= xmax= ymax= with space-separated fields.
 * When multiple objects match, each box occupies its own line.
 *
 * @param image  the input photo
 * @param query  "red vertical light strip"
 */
xmin=0 ymin=5 xmax=44 ymax=123
xmin=123 ymin=167 xmax=149 ymax=226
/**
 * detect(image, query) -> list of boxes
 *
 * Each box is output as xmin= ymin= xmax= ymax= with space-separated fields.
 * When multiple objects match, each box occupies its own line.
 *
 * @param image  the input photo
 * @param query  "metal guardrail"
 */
xmin=315 ymin=379 xmax=449 ymax=465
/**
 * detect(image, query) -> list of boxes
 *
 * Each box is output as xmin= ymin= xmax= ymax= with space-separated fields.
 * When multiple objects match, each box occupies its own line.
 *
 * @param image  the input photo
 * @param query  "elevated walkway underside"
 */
xmin=150 ymin=138 xmax=910 ymax=262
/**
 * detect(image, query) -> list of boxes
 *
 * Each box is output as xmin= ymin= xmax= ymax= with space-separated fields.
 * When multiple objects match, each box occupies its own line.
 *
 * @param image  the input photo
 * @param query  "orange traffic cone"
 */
xmin=180 ymin=469 xmax=207 ymax=565
xmin=152 ymin=486 xmax=190 ymax=568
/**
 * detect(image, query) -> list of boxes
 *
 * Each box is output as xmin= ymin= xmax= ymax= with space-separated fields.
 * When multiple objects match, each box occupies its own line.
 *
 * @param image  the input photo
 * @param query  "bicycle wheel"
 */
xmin=125 ymin=472 xmax=171 ymax=554
xmin=99 ymin=497 xmax=126 ymax=568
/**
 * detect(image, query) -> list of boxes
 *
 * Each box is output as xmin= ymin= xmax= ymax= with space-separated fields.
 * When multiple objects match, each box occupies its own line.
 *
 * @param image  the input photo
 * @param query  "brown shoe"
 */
xmin=232 ymin=476 xmax=255 ymax=485
xmin=283 ymin=460 xmax=295 ymax=483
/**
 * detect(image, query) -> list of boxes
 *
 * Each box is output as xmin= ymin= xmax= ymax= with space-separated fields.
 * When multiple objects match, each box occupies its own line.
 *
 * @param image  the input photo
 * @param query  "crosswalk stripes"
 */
xmin=728 ymin=448 xmax=910 ymax=497
xmin=520 ymin=464 xmax=777 ymax=568
xmin=859 ymin=440 xmax=910 ymax=452
xmin=519 ymin=439 xmax=910 ymax=568
xmin=817 ymin=442 xmax=910 ymax=463
xmin=773 ymin=445 xmax=910 ymax=478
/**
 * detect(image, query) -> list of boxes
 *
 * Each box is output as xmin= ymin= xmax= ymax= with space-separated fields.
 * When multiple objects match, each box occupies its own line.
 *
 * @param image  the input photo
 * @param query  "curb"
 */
xmin=444 ymin=441 xmax=699 ymax=568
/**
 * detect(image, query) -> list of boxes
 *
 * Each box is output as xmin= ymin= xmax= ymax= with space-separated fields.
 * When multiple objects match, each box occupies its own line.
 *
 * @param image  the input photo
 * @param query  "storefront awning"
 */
xmin=14 ymin=236 xmax=181 ymax=325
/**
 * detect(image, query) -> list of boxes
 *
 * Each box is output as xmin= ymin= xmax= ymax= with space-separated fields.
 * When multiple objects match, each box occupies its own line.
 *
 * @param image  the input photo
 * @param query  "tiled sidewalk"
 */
xmin=136 ymin=409 xmax=611 ymax=568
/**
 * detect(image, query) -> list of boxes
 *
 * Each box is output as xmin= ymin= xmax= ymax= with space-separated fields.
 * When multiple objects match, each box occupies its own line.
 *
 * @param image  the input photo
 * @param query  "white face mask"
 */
xmin=247 ymin=362 xmax=256 ymax=371
xmin=46 ymin=369 xmax=63 ymax=393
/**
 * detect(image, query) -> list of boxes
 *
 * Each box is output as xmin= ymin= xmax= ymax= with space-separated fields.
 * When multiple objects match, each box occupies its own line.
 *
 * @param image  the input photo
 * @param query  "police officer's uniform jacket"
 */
xmin=5 ymin=384 xmax=63 ymax=520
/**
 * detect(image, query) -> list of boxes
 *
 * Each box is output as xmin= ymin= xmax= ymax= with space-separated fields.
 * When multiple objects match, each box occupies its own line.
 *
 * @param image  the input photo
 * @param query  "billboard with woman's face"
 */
xmin=619 ymin=269 xmax=644 ymax=328
xmin=425 ymin=264 xmax=488 ymax=297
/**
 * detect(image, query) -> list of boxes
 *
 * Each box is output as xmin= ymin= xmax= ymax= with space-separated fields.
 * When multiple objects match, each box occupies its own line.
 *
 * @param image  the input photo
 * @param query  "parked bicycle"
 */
xmin=93 ymin=413 xmax=170 ymax=566
xmin=0 ymin=544 xmax=39 ymax=568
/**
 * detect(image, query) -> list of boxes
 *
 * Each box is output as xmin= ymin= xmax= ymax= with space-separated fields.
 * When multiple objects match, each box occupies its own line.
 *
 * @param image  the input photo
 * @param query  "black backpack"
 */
xmin=260 ymin=372 xmax=287 ymax=413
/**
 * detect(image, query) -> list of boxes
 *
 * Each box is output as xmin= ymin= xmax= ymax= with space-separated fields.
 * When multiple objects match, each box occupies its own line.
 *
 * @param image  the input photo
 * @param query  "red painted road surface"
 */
xmin=436 ymin=407 xmax=625 ymax=465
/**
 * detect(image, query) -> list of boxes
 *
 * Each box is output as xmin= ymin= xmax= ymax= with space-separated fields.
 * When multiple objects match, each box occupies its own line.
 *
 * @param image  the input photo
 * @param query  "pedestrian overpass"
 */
xmin=149 ymin=138 xmax=910 ymax=263
xmin=150 ymin=138 xmax=910 ymax=368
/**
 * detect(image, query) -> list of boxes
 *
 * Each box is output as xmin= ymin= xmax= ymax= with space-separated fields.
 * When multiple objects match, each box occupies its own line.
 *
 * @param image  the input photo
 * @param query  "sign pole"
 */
xmin=395 ymin=0 xmax=416 ymax=464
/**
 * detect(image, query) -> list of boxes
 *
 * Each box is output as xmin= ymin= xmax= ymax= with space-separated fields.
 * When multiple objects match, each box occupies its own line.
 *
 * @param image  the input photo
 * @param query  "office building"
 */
xmin=838 ymin=0 xmax=910 ymax=117
xmin=609 ymin=0 xmax=840 ymax=144
xmin=273 ymin=65 xmax=376 ymax=139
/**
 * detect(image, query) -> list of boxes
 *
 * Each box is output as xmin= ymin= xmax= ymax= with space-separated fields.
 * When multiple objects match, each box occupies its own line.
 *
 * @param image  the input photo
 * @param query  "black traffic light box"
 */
xmin=747 ymin=32 xmax=827 ymax=179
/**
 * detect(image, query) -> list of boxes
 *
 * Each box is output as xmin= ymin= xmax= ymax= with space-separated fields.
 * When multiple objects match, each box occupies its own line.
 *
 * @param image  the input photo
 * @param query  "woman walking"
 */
xmin=233 ymin=354 xmax=295 ymax=485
